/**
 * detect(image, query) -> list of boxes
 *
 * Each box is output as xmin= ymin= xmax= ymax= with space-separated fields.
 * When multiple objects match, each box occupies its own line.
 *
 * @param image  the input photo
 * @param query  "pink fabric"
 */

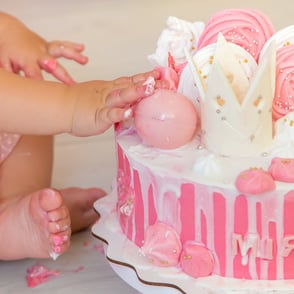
xmin=0 ymin=133 xmax=20 ymax=164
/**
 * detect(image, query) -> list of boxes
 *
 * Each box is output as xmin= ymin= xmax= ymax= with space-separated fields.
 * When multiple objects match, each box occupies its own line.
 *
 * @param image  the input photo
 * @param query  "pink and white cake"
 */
xmin=93 ymin=9 xmax=294 ymax=293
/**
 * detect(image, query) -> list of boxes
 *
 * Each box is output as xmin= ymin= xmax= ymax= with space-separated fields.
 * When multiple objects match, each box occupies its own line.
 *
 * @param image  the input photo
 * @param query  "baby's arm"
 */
xmin=0 ymin=12 xmax=87 ymax=84
xmin=0 ymin=69 xmax=163 ymax=136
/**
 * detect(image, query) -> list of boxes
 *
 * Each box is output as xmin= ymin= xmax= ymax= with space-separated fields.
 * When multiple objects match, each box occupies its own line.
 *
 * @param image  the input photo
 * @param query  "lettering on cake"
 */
xmin=232 ymin=234 xmax=294 ymax=264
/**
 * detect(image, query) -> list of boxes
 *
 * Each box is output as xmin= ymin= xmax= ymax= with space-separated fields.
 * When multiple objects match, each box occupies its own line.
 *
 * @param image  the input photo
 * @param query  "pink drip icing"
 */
xmin=148 ymin=185 xmax=157 ymax=226
xmin=268 ymin=221 xmax=277 ymax=280
xmin=133 ymin=170 xmax=145 ymax=247
xmin=180 ymin=184 xmax=195 ymax=243
xmin=283 ymin=191 xmax=294 ymax=279
xmin=233 ymin=195 xmax=250 ymax=279
xmin=213 ymin=192 xmax=226 ymax=276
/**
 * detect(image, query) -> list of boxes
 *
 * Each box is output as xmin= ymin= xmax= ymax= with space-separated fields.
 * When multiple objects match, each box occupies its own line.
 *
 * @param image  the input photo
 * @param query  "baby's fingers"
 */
xmin=47 ymin=41 xmax=88 ymax=65
xmin=106 ymin=84 xmax=150 ymax=108
xmin=113 ymin=69 xmax=161 ymax=87
xmin=101 ymin=107 xmax=132 ymax=125
xmin=106 ymin=79 xmax=168 ymax=108
xmin=39 ymin=59 xmax=75 ymax=84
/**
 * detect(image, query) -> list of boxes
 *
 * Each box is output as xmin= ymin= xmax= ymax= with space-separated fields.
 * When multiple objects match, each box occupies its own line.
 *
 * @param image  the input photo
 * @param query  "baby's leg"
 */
xmin=0 ymin=135 xmax=54 ymax=200
xmin=0 ymin=135 xmax=106 ymax=260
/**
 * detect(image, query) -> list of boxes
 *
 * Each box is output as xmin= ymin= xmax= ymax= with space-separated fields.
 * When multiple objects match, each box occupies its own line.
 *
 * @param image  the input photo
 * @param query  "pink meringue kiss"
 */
xmin=141 ymin=222 xmax=182 ymax=267
xmin=235 ymin=168 xmax=276 ymax=195
xmin=269 ymin=157 xmax=294 ymax=183
xmin=198 ymin=9 xmax=274 ymax=60
xmin=272 ymin=44 xmax=294 ymax=121
xmin=180 ymin=241 xmax=214 ymax=278
xmin=134 ymin=89 xmax=198 ymax=149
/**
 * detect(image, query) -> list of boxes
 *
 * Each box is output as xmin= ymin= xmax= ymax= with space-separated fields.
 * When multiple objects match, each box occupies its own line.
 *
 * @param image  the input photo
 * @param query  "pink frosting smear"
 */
xmin=269 ymin=157 xmax=294 ymax=182
xmin=155 ymin=66 xmax=179 ymax=91
xmin=272 ymin=44 xmax=294 ymax=121
xmin=26 ymin=264 xmax=60 ymax=288
xmin=197 ymin=9 xmax=275 ymax=60
xmin=141 ymin=222 xmax=182 ymax=267
xmin=180 ymin=241 xmax=214 ymax=278
xmin=235 ymin=168 xmax=276 ymax=195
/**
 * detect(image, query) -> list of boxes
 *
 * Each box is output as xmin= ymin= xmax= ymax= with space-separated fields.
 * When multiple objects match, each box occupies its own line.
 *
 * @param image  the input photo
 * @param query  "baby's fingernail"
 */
xmin=124 ymin=108 xmax=133 ymax=119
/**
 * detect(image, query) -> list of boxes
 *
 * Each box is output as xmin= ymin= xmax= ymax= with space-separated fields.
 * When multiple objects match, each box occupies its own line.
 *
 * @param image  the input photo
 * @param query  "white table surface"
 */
xmin=0 ymin=0 xmax=292 ymax=293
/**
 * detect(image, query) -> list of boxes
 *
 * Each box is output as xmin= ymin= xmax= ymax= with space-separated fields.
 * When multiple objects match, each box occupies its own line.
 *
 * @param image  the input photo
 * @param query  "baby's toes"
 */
xmin=50 ymin=230 xmax=71 ymax=255
xmin=48 ymin=218 xmax=71 ymax=234
xmin=47 ymin=205 xmax=69 ymax=222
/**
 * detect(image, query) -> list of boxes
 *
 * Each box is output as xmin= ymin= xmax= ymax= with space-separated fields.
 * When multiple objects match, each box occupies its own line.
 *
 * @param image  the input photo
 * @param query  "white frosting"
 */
xmin=117 ymin=125 xmax=294 ymax=193
xmin=260 ymin=25 xmax=294 ymax=61
xmin=148 ymin=16 xmax=205 ymax=67
xmin=271 ymin=111 xmax=294 ymax=157
xmin=49 ymin=252 xmax=60 ymax=260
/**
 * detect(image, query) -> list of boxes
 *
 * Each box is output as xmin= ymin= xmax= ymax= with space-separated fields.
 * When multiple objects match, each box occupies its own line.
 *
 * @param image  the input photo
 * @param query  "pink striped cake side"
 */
xmin=116 ymin=142 xmax=294 ymax=280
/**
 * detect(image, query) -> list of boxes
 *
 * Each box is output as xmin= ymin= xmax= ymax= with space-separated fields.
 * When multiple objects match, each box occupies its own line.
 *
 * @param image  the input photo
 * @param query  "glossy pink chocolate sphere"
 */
xmin=134 ymin=89 xmax=198 ymax=149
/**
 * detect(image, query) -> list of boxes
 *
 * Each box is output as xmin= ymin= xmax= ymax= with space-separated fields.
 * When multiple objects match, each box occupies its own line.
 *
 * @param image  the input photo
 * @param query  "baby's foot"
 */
xmin=0 ymin=189 xmax=71 ymax=260
xmin=60 ymin=187 xmax=106 ymax=232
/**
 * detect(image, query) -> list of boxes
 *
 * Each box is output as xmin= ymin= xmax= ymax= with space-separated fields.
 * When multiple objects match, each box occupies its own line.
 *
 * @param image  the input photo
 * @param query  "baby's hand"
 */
xmin=69 ymin=70 xmax=168 ymax=136
xmin=0 ymin=13 xmax=87 ymax=84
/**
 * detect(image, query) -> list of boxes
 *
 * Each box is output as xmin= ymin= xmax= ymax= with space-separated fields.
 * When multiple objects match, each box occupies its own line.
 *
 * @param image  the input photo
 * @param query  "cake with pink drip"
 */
xmin=93 ymin=9 xmax=294 ymax=293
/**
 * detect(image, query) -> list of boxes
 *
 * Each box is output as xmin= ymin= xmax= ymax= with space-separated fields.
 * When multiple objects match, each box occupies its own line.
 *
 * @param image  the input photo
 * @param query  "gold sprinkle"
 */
xmin=160 ymin=260 xmax=169 ymax=265
xmin=290 ymin=120 xmax=294 ymax=127
xmin=216 ymin=95 xmax=225 ymax=106
xmin=254 ymin=95 xmax=262 ymax=107
xmin=227 ymin=74 xmax=234 ymax=84
xmin=203 ymin=75 xmax=208 ymax=79
xmin=284 ymin=41 xmax=291 ymax=46
xmin=184 ymin=255 xmax=192 ymax=260
xmin=243 ymin=58 xmax=248 ymax=63
xmin=281 ymin=159 xmax=292 ymax=164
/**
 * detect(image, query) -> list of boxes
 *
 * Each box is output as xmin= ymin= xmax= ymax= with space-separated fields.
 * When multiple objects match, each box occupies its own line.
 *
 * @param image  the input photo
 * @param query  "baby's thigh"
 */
xmin=0 ymin=135 xmax=54 ymax=199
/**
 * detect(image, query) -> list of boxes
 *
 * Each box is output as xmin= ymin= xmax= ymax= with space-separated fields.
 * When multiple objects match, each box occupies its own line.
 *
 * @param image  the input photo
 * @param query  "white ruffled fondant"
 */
xmin=148 ymin=16 xmax=205 ymax=67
